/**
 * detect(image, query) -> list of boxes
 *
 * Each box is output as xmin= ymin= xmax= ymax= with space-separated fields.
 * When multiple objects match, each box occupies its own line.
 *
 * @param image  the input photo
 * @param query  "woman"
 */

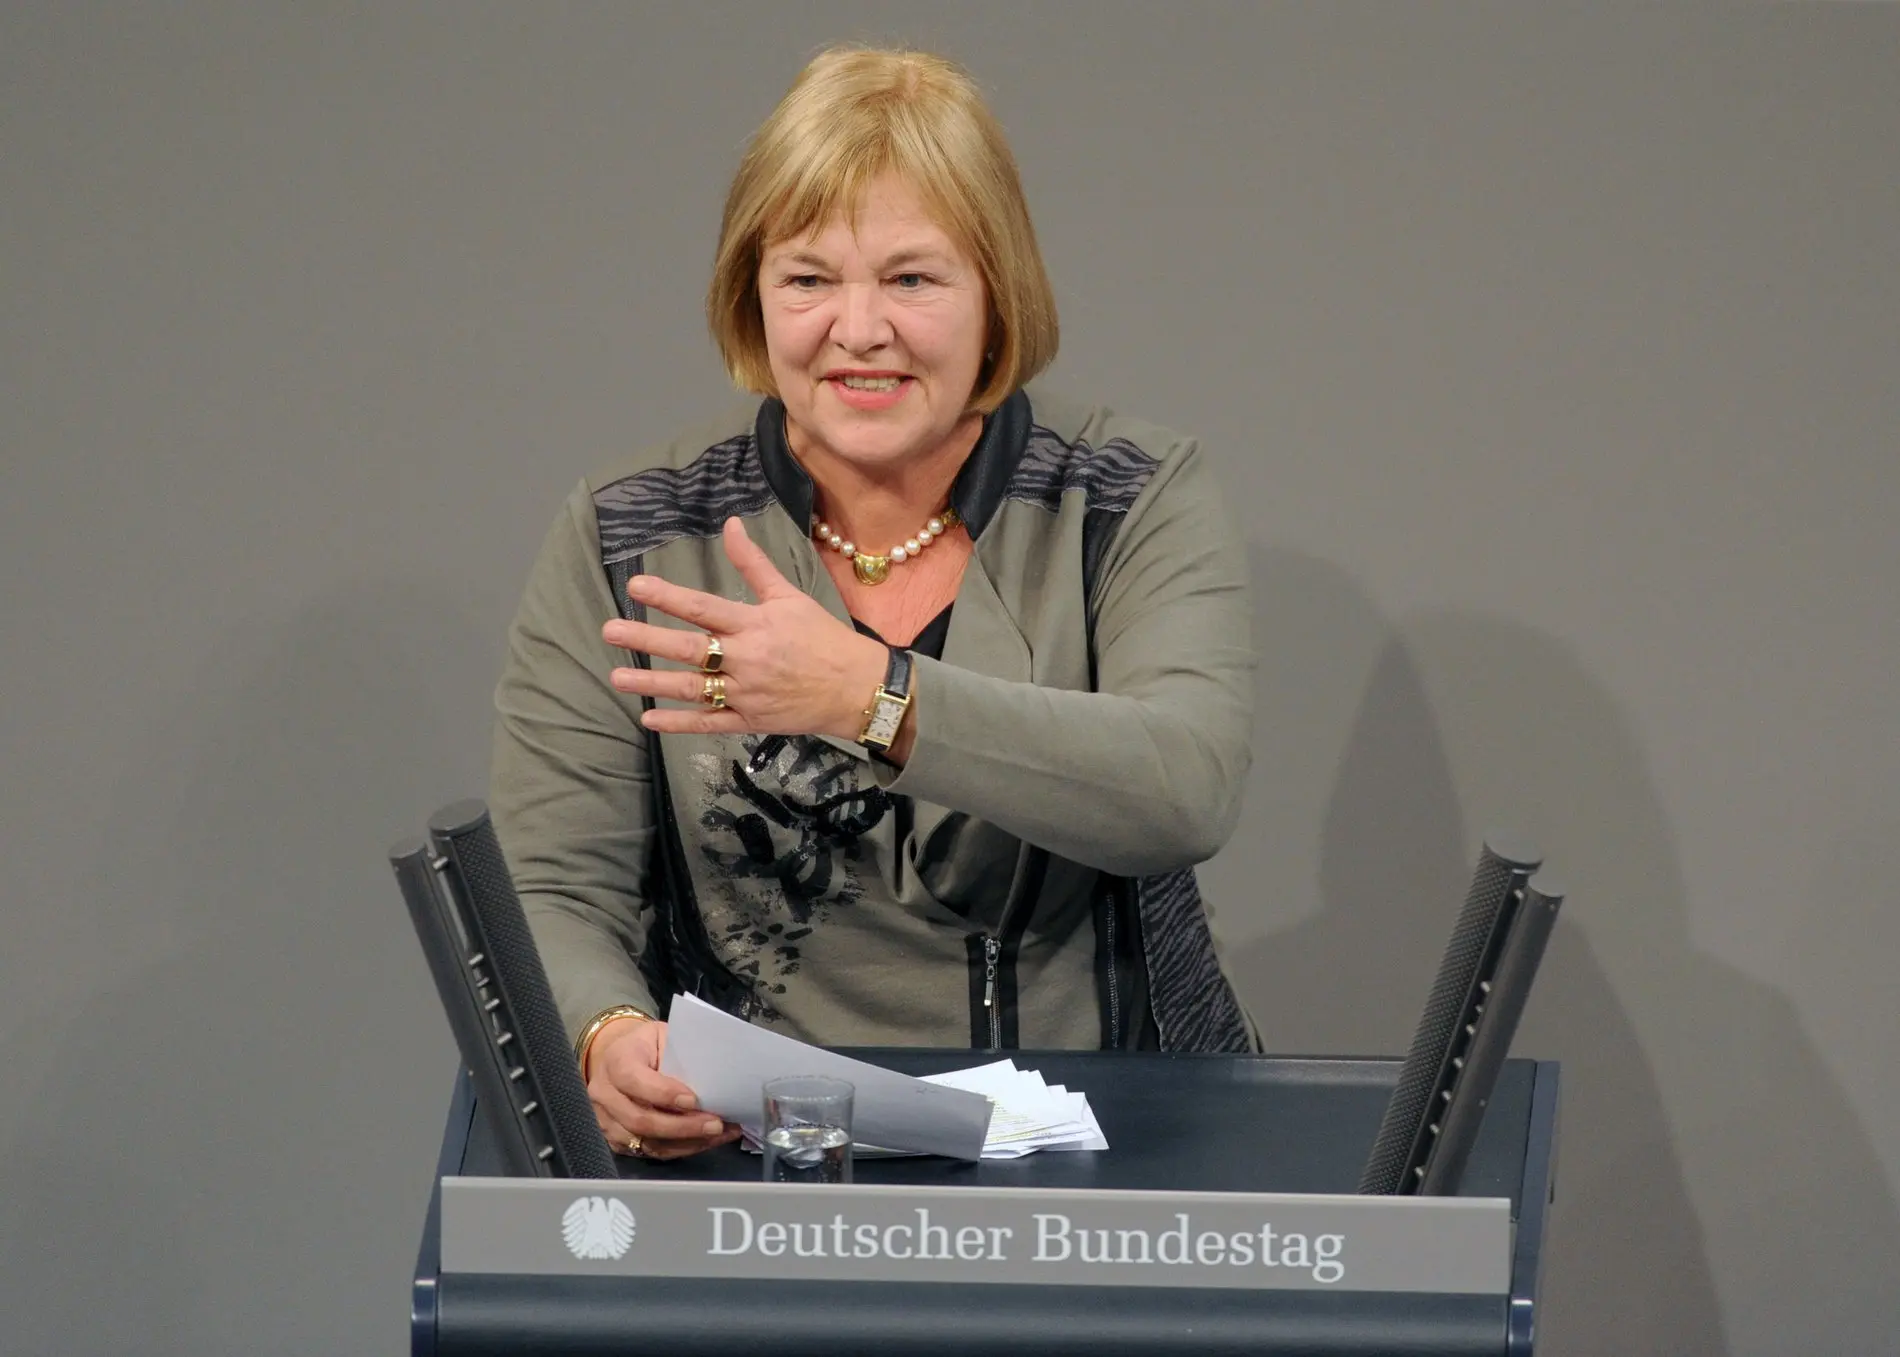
xmin=490 ymin=46 xmax=1256 ymax=1162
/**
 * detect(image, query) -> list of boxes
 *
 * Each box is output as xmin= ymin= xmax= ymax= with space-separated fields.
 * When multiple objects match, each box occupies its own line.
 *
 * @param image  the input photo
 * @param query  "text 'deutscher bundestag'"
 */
xmin=440 ymin=1179 xmax=1512 ymax=1293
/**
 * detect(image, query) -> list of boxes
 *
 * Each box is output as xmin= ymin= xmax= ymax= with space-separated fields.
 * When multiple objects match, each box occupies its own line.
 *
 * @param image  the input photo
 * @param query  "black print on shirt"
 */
xmin=694 ymin=734 xmax=892 ymax=996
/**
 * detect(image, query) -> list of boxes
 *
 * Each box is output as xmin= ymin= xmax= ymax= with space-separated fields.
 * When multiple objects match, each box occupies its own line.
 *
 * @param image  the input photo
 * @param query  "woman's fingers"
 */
xmin=596 ymin=1108 xmax=739 ymax=1161
xmin=608 ymin=664 xmax=759 ymax=733
xmin=585 ymin=1019 xmax=733 ymax=1157
xmin=596 ymin=1025 xmax=708 ymax=1115
xmin=635 ymin=1124 xmax=744 ymax=1161
xmin=596 ymin=1102 xmax=741 ymax=1161
xmin=627 ymin=573 xmax=750 ymax=633
xmin=609 ymin=663 xmax=731 ymax=705
xmin=722 ymin=516 xmax=800 ymax=602
xmin=639 ymin=706 xmax=751 ymax=736
xmin=592 ymin=1079 xmax=729 ymax=1143
xmin=637 ymin=1108 xmax=734 ymax=1141
xmin=601 ymin=617 xmax=719 ymax=667
xmin=605 ymin=528 xmax=877 ymax=740
xmin=610 ymin=1042 xmax=699 ymax=1111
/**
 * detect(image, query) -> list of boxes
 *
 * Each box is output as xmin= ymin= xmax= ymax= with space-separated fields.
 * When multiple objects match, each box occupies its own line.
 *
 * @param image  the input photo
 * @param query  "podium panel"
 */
xmin=413 ymin=1051 xmax=1559 ymax=1356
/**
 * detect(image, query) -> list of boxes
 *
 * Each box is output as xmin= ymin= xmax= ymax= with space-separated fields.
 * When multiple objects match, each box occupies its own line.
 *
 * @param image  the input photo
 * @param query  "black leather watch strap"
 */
xmin=883 ymin=645 xmax=913 ymax=699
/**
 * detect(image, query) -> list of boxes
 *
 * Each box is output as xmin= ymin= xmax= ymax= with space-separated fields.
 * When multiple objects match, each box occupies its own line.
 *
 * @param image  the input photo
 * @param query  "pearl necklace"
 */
xmin=814 ymin=506 xmax=961 ymax=586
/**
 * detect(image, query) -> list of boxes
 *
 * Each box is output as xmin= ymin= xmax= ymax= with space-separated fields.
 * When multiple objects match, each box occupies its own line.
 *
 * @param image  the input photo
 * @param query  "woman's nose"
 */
xmin=831 ymin=281 xmax=894 ymax=353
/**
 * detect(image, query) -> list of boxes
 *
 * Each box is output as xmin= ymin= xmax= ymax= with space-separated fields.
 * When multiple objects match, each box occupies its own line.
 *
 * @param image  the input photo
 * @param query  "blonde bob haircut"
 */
xmin=708 ymin=46 xmax=1059 ymax=414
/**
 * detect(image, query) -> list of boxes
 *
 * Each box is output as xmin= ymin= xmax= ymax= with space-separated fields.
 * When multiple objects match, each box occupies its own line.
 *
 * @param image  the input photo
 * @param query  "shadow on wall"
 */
xmin=0 ymin=580 xmax=493 ymax=1357
xmin=1403 ymin=612 xmax=1900 ymax=1357
xmin=1215 ymin=546 xmax=1725 ymax=1356
xmin=1216 ymin=546 xmax=1900 ymax=1356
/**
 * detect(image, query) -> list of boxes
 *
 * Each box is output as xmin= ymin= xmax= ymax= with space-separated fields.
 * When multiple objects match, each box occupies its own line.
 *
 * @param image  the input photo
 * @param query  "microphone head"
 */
xmin=1522 ymin=877 xmax=1566 ymax=909
xmin=1358 ymin=832 xmax=1547 ymax=1195
xmin=427 ymin=798 xmax=492 ymax=841
xmin=1479 ymin=830 xmax=1542 ymax=873
xmin=395 ymin=799 xmax=620 ymax=1179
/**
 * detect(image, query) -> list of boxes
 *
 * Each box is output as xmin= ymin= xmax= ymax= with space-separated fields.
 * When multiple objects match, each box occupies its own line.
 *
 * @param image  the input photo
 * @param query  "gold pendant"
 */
xmin=853 ymin=553 xmax=892 ymax=585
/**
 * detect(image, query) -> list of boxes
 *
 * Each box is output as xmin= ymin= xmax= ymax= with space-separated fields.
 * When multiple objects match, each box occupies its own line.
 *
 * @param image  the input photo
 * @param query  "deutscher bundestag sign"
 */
xmin=441 ymin=1179 xmax=1513 ymax=1294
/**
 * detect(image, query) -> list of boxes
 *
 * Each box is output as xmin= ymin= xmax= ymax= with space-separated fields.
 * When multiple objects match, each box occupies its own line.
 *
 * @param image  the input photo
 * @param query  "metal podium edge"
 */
xmin=413 ymin=1069 xmax=475 ymax=1357
xmin=1507 ymin=1061 xmax=1561 ymax=1356
xmin=414 ymin=1057 xmax=1556 ymax=1356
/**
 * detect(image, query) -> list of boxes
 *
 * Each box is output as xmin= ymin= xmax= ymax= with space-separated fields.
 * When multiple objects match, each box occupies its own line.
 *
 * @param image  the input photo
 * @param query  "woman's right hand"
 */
xmin=585 ymin=1017 xmax=741 ymax=1160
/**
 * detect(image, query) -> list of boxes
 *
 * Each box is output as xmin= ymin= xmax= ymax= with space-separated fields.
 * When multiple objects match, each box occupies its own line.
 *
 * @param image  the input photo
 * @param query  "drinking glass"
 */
xmin=762 ymin=1075 xmax=854 ymax=1184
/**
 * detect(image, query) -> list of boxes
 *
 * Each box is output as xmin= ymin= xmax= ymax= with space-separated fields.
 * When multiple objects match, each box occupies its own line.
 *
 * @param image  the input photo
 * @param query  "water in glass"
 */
xmin=764 ymin=1123 xmax=852 ymax=1184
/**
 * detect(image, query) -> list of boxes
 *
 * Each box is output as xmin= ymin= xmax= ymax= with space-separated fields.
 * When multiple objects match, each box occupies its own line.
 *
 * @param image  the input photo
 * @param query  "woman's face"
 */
xmin=759 ymin=173 xmax=988 ymax=475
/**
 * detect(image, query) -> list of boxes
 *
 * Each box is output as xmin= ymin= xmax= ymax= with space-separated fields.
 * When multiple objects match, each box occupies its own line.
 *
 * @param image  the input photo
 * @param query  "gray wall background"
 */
xmin=3 ymin=4 xmax=1895 ymax=1353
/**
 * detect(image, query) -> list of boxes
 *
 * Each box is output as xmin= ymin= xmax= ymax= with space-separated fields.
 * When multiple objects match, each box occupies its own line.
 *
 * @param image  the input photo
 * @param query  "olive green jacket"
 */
xmin=489 ymin=385 xmax=1256 ymax=1054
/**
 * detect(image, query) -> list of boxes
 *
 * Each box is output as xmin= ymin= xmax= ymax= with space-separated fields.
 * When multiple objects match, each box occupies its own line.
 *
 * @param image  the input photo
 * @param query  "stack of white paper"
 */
xmin=920 ymin=1059 xmax=1108 ymax=1158
xmin=660 ymin=994 xmax=993 ymax=1160
xmin=659 ymin=993 xmax=1108 ymax=1161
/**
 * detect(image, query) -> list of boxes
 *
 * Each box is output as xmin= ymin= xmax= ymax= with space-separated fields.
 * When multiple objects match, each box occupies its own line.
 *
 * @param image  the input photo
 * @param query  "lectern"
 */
xmin=411 ymin=1049 xmax=1558 ymax=1356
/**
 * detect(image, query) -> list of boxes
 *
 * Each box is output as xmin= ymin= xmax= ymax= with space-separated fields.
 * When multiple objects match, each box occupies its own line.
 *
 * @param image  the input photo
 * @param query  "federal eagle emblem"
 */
xmin=561 ymin=1195 xmax=636 ymax=1260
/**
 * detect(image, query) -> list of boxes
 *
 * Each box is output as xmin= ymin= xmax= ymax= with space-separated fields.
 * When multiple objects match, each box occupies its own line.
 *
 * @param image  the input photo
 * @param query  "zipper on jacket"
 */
xmin=1102 ymin=897 xmax=1123 ymax=1045
xmin=969 ymin=849 xmax=1046 ymax=1052
xmin=982 ymin=935 xmax=1001 ymax=1049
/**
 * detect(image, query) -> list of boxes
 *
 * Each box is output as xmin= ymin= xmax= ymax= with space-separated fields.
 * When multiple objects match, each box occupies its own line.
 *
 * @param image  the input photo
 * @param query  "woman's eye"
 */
xmin=892 ymin=272 xmax=927 ymax=290
xmin=789 ymin=274 xmax=823 ymax=289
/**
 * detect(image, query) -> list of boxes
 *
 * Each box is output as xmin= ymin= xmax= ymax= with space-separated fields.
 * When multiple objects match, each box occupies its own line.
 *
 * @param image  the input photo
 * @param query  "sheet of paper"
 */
xmin=921 ymin=1061 xmax=1109 ymax=1156
xmin=926 ymin=1064 xmax=1076 ymax=1144
xmin=1031 ymin=1087 xmax=1110 ymax=1152
xmin=657 ymin=993 xmax=993 ymax=1161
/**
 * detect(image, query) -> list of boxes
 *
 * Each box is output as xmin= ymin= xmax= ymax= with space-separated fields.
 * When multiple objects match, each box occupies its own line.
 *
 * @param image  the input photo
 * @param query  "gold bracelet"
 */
xmin=575 ymin=1004 xmax=655 ymax=1081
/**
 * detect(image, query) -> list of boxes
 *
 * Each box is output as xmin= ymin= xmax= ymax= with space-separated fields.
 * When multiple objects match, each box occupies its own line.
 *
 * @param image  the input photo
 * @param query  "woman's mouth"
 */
xmin=827 ymin=374 xmax=911 ymax=409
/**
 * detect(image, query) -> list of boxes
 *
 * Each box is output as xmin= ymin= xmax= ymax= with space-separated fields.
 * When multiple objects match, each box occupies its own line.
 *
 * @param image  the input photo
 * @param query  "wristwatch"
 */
xmin=857 ymin=646 xmax=913 ymax=752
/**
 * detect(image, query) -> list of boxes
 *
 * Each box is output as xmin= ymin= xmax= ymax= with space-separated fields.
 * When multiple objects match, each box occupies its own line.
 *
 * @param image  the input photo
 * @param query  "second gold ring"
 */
xmin=701 ymin=674 xmax=728 ymax=710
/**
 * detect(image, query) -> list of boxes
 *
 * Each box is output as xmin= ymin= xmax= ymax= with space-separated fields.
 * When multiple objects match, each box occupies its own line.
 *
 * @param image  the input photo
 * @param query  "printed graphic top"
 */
xmin=490 ymin=385 xmax=1257 ymax=1054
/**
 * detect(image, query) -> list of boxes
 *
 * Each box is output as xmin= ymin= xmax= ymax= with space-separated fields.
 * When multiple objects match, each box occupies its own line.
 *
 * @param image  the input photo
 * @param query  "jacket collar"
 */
xmin=752 ymin=389 xmax=1033 ymax=540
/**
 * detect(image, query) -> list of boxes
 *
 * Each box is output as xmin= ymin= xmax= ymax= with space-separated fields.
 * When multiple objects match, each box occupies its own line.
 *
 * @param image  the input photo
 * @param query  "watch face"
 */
xmin=862 ymin=691 xmax=909 ymax=748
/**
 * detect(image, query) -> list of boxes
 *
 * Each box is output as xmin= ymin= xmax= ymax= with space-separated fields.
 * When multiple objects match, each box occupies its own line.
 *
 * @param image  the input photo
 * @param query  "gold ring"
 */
xmin=701 ymin=674 xmax=727 ymax=710
xmin=700 ymin=635 xmax=724 ymax=673
xmin=626 ymin=1132 xmax=644 ymax=1156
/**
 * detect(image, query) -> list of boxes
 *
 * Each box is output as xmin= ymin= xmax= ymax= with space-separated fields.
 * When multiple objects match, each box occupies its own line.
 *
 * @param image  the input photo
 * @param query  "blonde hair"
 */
xmin=707 ymin=46 xmax=1059 ymax=413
